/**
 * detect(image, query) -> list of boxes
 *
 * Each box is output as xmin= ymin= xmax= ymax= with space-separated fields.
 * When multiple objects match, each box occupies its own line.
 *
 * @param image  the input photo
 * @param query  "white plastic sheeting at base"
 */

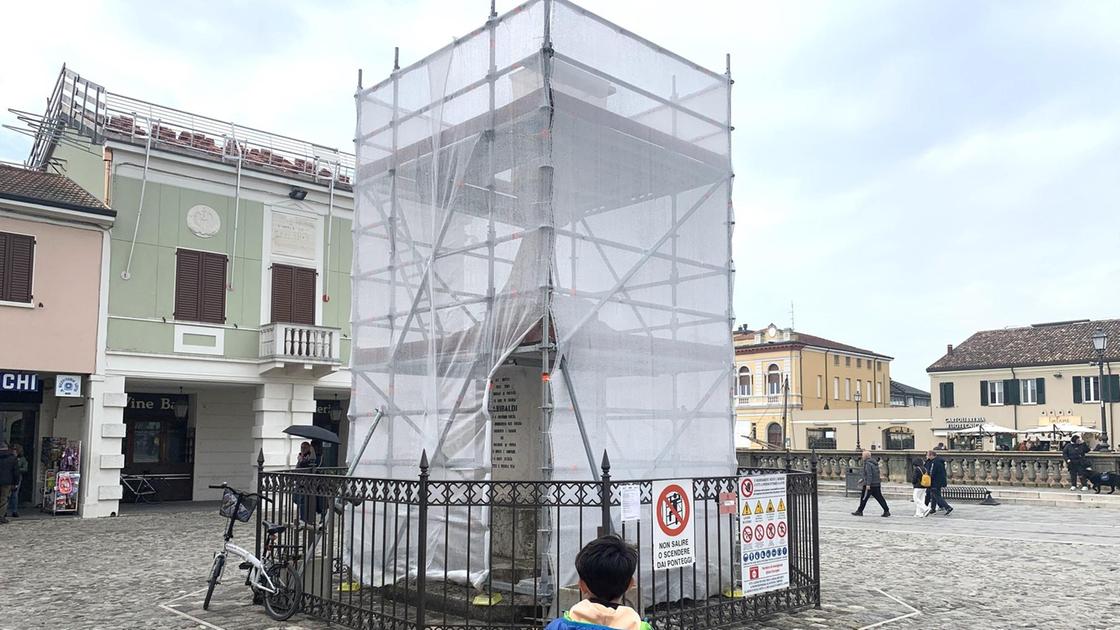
xmin=349 ymin=0 xmax=735 ymax=601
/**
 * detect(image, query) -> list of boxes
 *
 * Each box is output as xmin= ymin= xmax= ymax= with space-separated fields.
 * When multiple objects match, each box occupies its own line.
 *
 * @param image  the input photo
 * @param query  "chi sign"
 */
xmin=652 ymin=479 xmax=695 ymax=570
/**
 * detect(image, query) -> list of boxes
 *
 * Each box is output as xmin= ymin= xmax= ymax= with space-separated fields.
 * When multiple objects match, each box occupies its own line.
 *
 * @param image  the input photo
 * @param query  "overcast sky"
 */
xmin=2 ymin=0 xmax=1118 ymax=387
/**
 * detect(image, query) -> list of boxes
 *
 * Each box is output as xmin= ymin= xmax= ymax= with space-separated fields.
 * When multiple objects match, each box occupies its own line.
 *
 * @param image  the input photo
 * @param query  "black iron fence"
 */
xmin=255 ymin=455 xmax=820 ymax=629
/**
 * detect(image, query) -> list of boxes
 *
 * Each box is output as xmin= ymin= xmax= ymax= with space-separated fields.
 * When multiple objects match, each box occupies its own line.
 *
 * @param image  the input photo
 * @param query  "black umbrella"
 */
xmin=282 ymin=424 xmax=341 ymax=444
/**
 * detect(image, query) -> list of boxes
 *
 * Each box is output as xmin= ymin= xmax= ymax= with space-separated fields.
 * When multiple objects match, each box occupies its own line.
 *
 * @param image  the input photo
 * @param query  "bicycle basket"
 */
xmin=219 ymin=488 xmax=257 ymax=522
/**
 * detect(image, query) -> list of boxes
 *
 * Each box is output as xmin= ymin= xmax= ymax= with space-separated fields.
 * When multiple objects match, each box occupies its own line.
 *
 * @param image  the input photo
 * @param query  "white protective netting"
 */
xmin=350 ymin=0 xmax=735 ymax=597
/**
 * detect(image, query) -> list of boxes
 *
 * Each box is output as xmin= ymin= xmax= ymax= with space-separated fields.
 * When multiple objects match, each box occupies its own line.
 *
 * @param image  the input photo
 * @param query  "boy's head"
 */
xmin=575 ymin=534 xmax=638 ymax=602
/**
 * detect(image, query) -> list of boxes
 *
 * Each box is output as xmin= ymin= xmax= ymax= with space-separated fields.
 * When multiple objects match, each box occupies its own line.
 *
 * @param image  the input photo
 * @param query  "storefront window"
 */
xmin=883 ymin=427 xmax=915 ymax=450
xmin=806 ymin=428 xmax=836 ymax=450
xmin=132 ymin=421 xmax=162 ymax=463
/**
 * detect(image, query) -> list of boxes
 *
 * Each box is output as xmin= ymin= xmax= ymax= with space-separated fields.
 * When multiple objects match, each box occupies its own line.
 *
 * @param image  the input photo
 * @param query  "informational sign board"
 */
xmin=738 ymin=474 xmax=789 ymax=596
xmin=55 ymin=375 xmax=82 ymax=398
xmin=652 ymin=479 xmax=695 ymax=570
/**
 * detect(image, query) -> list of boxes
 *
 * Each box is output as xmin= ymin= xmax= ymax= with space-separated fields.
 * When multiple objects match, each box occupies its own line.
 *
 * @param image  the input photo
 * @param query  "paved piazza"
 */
xmin=1 ymin=496 xmax=1117 ymax=629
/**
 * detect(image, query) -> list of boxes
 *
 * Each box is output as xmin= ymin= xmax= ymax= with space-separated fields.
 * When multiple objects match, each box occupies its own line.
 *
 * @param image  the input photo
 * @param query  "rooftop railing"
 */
xmin=30 ymin=66 xmax=355 ymax=189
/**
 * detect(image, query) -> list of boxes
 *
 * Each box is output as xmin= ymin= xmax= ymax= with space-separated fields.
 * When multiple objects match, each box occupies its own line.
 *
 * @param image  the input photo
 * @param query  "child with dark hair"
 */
xmin=545 ymin=534 xmax=651 ymax=630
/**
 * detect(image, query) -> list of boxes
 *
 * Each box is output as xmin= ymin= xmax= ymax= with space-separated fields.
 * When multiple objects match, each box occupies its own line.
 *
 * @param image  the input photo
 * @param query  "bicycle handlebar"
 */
xmin=207 ymin=483 xmax=271 ymax=503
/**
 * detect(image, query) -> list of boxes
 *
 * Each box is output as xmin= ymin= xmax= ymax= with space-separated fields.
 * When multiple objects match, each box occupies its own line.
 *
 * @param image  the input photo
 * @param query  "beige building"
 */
xmin=734 ymin=323 xmax=893 ymax=449
xmin=0 ymin=165 xmax=117 ymax=516
xmin=928 ymin=319 xmax=1119 ymax=449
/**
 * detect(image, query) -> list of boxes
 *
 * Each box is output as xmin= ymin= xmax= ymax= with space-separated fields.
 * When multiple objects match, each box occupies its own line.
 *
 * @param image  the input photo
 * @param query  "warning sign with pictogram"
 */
xmin=740 ymin=477 xmax=754 ymax=499
xmin=737 ymin=473 xmax=790 ymax=597
xmin=652 ymin=479 xmax=695 ymax=571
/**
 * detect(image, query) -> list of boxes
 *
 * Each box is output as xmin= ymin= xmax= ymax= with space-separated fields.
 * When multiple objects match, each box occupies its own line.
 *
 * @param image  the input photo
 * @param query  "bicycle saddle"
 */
xmin=262 ymin=521 xmax=288 ymax=535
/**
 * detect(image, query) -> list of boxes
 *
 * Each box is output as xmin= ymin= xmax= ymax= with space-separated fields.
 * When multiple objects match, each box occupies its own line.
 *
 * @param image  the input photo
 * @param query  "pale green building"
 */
xmin=23 ymin=67 xmax=355 ymax=515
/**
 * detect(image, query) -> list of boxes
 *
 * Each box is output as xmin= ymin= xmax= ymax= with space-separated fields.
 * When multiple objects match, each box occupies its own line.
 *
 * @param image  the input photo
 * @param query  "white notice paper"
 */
xmin=619 ymin=484 xmax=641 ymax=522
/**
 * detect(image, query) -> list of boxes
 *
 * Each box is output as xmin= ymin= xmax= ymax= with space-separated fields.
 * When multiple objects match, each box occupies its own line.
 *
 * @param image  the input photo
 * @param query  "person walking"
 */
xmin=852 ymin=450 xmax=890 ymax=517
xmin=1063 ymin=435 xmax=1090 ymax=491
xmin=910 ymin=458 xmax=932 ymax=517
xmin=0 ymin=442 xmax=18 ymax=524
xmin=925 ymin=450 xmax=953 ymax=516
xmin=7 ymin=444 xmax=26 ymax=517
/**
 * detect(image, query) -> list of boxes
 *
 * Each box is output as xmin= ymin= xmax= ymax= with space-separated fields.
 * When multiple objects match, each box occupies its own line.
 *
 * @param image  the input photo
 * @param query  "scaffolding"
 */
xmin=350 ymin=0 xmax=735 ymax=598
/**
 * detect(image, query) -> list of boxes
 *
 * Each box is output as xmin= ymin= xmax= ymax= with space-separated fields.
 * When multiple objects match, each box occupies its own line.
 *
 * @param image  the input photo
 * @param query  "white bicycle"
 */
xmin=203 ymin=483 xmax=303 ymax=620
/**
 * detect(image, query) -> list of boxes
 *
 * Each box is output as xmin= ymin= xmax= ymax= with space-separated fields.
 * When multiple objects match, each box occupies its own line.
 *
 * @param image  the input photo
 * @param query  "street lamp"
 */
xmin=1092 ymin=327 xmax=1109 ymax=446
xmin=854 ymin=388 xmax=863 ymax=450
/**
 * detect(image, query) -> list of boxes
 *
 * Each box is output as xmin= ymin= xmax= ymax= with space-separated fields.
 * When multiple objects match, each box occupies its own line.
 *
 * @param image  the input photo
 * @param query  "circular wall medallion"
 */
xmin=186 ymin=205 xmax=221 ymax=238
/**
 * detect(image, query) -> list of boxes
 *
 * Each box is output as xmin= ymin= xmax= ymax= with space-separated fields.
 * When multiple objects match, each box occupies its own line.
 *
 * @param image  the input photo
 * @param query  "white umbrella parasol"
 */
xmin=1020 ymin=423 xmax=1102 ymax=435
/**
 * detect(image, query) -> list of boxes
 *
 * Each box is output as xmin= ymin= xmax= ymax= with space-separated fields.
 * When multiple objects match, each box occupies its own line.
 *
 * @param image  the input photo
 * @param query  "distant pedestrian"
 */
xmin=295 ymin=442 xmax=318 ymax=524
xmin=8 ymin=444 xmax=26 ymax=517
xmin=852 ymin=450 xmax=890 ymax=517
xmin=910 ymin=458 xmax=931 ymax=517
xmin=1063 ymin=436 xmax=1090 ymax=491
xmin=0 ymin=442 xmax=18 ymax=524
xmin=924 ymin=450 xmax=953 ymax=516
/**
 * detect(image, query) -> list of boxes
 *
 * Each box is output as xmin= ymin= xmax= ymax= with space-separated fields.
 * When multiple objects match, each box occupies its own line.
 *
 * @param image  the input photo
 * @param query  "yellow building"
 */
xmin=735 ymin=323 xmax=893 ymax=449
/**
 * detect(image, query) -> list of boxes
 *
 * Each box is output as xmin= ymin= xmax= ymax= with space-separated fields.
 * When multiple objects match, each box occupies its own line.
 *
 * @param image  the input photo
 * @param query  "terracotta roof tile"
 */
xmin=0 ymin=164 xmax=113 ymax=216
xmin=927 ymin=319 xmax=1120 ymax=372
xmin=735 ymin=329 xmax=891 ymax=360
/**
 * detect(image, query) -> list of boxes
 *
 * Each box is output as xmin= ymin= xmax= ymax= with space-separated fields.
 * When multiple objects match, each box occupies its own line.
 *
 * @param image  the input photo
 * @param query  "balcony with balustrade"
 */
xmin=259 ymin=322 xmax=341 ymax=376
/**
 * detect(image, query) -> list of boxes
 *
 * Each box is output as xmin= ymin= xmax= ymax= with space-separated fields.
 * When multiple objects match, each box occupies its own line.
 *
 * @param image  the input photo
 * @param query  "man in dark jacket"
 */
xmin=925 ymin=450 xmax=953 ymax=515
xmin=0 ymin=442 xmax=19 ymax=524
xmin=852 ymin=450 xmax=890 ymax=517
xmin=1063 ymin=436 xmax=1091 ymax=491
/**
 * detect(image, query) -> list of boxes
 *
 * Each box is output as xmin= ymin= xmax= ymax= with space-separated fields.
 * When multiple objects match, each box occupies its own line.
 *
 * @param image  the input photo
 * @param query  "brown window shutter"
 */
xmin=199 ymin=252 xmax=227 ymax=324
xmin=0 ymin=232 xmax=9 ymax=301
xmin=271 ymin=264 xmax=293 ymax=323
xmin=0 ymin=233 xmax=35 ymax=303
xmin=174 ymin=249 xmax=202 ymax=321
xmin=292 ymin=267 xmax=316 ymax=325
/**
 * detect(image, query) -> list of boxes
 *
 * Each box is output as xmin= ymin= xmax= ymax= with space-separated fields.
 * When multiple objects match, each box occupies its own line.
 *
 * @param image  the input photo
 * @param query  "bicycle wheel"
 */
xmin=203 ymin=553 xmax=225 ymax=610
xmin=262 ymin=561 xmax=302 ymax=621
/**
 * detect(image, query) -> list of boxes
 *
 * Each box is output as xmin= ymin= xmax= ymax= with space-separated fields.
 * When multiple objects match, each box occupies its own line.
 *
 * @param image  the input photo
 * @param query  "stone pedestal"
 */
xmin=489 ymin=365 xmax=542 ymax=582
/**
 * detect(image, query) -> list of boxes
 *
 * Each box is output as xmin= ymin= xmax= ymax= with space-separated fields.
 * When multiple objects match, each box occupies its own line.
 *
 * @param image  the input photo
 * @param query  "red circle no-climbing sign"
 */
xmin=739 ymin=477 xmax=754 ymax=499
xmin=777 ymin=522 xmax=787 ymax=538
xmin=656 ymin=483 xmax=691 ymax=537
xmin=766 ymin=523 xmax=776 ymax=540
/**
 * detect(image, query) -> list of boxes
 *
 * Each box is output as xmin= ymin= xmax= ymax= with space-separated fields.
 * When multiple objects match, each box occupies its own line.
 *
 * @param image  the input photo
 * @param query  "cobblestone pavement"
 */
xmin=1 ymin=496 xmax=1117 ymax=629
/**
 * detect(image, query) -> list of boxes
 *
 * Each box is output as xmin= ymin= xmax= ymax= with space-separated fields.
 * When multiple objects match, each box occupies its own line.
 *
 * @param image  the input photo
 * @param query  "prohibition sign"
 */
xmin=777 ymin=522 xmax=787 ymax=537
xmin=656 ymin=483 xmax=691 ymax=537
xmin=741 ymin=526 xmax=753 ymax=543
xmin=739 ymin=478 xmax=754 ymax=498
xmin=754 ymin=524 xmax=765 ymax=541
xmin=766 ymin=523 xmax=776 ymax=539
